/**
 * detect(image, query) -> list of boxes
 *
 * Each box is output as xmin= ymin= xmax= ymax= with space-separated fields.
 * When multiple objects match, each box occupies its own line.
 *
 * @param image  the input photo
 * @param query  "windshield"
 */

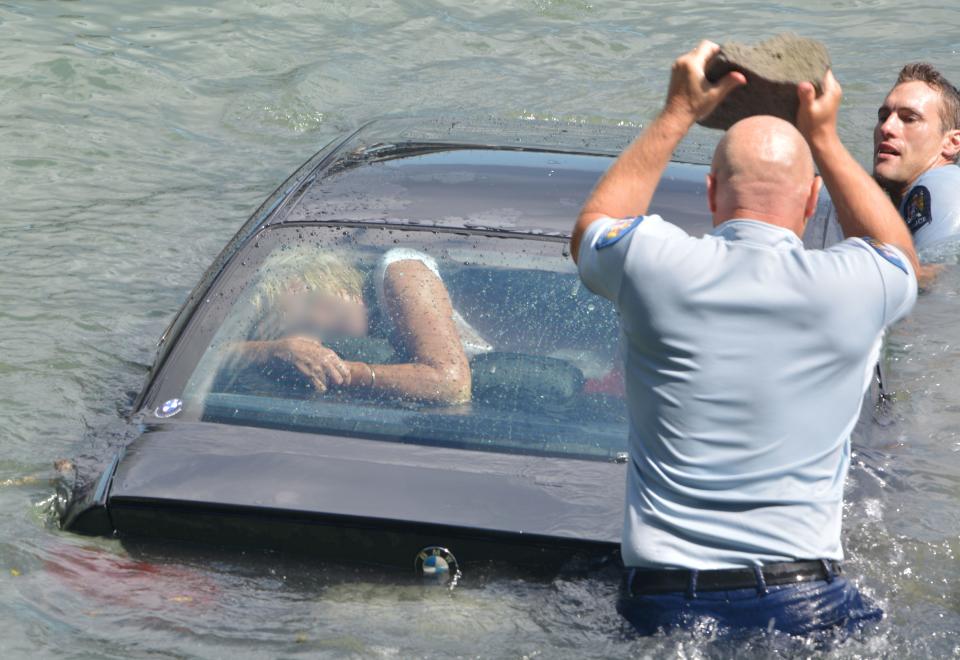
xmin=159 ymin=225 xmax=627 ymax=460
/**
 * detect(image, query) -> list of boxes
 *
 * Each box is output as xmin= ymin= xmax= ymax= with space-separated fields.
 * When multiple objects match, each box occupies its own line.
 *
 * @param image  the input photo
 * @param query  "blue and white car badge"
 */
xmin=415 ymin=546 xmax=460 ymax=586
xmin=154 ymin=398 xmax=183 ymax=419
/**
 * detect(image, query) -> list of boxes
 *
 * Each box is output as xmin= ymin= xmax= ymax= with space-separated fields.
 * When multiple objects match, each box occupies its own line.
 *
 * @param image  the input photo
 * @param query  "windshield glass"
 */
xmin=166 ymin=225 xmax=627 ymax=460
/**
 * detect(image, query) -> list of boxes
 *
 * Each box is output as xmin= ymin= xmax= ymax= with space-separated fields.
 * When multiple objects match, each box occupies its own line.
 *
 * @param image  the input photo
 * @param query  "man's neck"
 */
xmin=713 ymin=208 xmax=805 ymax=238
xmin=877 ymin=177 xmax=908 ymax=208
xmin=877 ymin=160 xmax=954 ymax=207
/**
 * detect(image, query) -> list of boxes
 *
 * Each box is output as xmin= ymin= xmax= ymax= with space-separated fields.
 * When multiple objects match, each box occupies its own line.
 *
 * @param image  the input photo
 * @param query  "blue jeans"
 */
xmin=618 ymin=571 xmax=883 ymax=637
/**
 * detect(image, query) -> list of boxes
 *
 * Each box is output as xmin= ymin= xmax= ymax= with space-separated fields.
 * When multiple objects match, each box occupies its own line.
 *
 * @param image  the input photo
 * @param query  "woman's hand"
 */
xmin=270 ymin=335 xmax=351 ymax=392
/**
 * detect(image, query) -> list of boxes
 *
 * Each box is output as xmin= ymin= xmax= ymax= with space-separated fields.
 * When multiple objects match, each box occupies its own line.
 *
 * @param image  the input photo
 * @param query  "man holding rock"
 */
xmin=572 ymin=41 xmax=918 ymax=636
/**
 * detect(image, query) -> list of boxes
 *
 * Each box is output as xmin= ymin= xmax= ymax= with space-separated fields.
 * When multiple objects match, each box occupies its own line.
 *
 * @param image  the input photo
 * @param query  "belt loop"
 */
xmin=752 ymin=565 xmax=768 ymax=596
xmin=820 ymin=559 xmax=835 ymax=583
xmin=626 ymin=568 xmax=636 ymax=597
xmin=686 ymin=569 xmax=699 ymax=600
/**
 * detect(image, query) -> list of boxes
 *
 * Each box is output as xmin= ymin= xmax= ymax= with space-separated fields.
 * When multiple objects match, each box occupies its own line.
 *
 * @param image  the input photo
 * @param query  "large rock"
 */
xmin=698 ymin=33 xmax=831 ymax=130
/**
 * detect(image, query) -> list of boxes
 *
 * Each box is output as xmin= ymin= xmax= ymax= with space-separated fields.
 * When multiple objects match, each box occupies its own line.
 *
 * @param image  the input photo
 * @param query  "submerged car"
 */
xmin=60 ymin=118 xmax=840 ymax=579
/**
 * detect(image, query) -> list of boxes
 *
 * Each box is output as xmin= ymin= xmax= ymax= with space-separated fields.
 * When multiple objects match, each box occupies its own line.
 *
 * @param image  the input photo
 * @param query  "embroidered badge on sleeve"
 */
xmin=904 ymin=185 xmax=932 ymax=235
xmin=861 ymin=236 xmax=908 ymax=274
xmin=595 ymin=216 xmax=645 ymax=250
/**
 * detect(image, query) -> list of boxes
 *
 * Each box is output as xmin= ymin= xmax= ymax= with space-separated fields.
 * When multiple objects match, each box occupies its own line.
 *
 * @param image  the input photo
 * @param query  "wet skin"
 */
xmin=873 ymin=80 xmax=960 ymax=205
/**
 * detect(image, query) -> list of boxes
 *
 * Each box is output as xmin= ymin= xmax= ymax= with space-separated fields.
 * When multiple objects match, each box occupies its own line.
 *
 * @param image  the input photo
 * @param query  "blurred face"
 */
xmin=277 ymin=283 xmax=368 ymax=338
xmin=873 ymin=81 xmax=953 ymax=196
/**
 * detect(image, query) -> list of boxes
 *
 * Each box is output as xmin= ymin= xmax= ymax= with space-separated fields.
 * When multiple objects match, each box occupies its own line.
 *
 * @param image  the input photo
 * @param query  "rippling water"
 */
xmin=2 ymin=1 xmax=959 ymax=657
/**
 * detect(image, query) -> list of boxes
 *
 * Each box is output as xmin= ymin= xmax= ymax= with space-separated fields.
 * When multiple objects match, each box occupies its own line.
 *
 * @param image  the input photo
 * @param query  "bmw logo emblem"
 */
xmin=415 ymin=546 xmax=460 ymax=585
xmin=155 ymin=398 xmax=183 ymax=419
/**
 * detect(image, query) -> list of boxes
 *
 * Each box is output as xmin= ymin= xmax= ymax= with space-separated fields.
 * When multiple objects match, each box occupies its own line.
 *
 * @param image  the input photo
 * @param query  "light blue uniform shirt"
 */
xmin=814 ymin=165 xmax=960 ymax=252
xmin=900 ymin=164 xmax=960 ymax=251
xmin=578 ymin=216 xmax=916 ymax=569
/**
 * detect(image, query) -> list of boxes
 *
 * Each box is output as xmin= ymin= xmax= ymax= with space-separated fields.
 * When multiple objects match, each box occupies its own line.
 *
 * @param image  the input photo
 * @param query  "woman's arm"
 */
xmin=348 ymin=259 xmax=471 ymax=405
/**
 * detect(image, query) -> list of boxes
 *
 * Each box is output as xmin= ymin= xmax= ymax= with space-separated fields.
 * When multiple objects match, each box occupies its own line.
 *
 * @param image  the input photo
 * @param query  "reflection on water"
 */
xmin=2 ymin=0 xmax=960 ymax=657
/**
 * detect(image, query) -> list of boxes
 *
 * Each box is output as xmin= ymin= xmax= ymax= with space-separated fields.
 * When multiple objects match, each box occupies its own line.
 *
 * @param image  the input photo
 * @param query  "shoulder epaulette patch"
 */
xmin=861 ymin=236 xmax=908 ymax=274
xmin=904 ymin=185 xmax=931 ymax=235
xmin=596 ymin=216 xmax=645 ymax=250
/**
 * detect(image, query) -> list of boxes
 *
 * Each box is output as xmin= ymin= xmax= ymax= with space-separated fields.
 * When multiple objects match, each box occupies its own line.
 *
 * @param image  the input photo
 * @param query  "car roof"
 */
xmin=255 ymin=117 xmax=719 ymax=240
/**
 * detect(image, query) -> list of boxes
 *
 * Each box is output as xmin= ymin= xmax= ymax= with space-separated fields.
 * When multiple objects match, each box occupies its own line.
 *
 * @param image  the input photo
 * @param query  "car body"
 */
xmin=60 ymin=119 xmax=839 ymax=577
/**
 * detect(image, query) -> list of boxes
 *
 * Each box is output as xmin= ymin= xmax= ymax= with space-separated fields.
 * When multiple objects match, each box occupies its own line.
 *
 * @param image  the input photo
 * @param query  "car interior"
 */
xmin=176 ymin=226 xmax=630 ymax=460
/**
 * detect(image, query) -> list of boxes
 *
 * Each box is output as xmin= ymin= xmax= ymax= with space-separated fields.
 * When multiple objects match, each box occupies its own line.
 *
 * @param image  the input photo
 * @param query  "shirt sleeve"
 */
xmin=374 ymin=248 xmax=441 ymax=309
xmin=833 ymin=237 xmax=918 ymax=326
xmin=577 ymin=214 xmax=688 ymax=302
xmin=902 ymin=165 xmax=960 ymax=250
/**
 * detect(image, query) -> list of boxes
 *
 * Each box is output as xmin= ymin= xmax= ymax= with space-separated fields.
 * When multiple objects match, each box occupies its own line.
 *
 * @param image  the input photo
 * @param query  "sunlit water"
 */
xmin=1 ymin=1 xmax=959 ymax=657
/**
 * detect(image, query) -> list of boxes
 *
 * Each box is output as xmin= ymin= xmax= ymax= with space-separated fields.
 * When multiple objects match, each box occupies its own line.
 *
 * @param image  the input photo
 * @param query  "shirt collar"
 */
xmin=710 ymin=219 xmax=803 ymax=249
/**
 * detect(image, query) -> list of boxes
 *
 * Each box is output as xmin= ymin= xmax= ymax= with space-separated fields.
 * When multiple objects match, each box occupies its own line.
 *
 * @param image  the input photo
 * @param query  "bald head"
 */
xmin=708 ymin=116 xmax=820 ymax=235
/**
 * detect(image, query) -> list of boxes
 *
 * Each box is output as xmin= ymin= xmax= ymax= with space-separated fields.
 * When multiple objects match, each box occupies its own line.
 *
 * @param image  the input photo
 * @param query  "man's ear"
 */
xmin=706 ymin=172 xmax=717 ymax=214
xmin=942 ymin=129 xmax=960 ymax=162
xmin=804 ymin=176 xmax=822 ymax=220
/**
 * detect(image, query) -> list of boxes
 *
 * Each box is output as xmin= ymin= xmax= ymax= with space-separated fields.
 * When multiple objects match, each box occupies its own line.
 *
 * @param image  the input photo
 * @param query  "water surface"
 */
xmin=2 ymin=1 xmax=959 ymax=657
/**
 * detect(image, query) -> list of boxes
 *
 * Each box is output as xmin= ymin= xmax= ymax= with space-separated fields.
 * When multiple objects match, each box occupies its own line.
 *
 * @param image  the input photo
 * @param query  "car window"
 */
xmin=163 ymin=226 xmax=627 ymax=460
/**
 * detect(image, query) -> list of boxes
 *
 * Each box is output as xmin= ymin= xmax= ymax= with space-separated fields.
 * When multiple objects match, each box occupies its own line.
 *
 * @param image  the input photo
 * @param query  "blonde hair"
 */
xmin=251 ymin=249 xmax=364 ymax=315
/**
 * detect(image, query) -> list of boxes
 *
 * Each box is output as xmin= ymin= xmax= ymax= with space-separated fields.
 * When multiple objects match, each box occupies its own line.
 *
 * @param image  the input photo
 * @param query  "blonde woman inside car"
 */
xmin=231 ymin=247 xmax=490 ymax=405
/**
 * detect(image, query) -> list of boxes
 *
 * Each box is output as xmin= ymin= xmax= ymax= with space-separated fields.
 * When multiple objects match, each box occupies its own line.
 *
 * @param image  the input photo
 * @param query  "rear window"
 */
xmin=160 ymin=225 xmax=627 ymax=460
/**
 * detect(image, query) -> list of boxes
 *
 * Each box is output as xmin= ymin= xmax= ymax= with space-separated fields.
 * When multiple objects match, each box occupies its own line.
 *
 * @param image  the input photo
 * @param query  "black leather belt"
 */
xmin=626 ymin=560 xmax=843 ymax=595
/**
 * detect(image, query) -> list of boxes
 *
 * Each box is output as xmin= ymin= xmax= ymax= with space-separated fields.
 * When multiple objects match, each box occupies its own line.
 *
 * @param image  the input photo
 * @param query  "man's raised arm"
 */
xmin=571 ymin=41 xmax=745 ymax=262
xmin=797 ymin=72 xmax=920 ymax=276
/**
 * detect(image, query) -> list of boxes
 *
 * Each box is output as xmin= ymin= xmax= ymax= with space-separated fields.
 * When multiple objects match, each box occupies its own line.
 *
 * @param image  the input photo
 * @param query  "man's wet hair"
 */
xmin=896 ymin=63 xmax=960 ymax=135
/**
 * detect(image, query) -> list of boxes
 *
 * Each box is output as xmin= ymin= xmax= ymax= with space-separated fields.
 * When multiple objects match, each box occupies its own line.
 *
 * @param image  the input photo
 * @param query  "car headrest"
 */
xmin=470 ymin=352 xmax=585 ymax=410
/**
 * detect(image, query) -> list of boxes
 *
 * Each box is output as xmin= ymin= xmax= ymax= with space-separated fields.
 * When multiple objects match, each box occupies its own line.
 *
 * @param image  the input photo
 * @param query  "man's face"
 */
xmin=873 ymin=81 xmax=950 ymax=192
